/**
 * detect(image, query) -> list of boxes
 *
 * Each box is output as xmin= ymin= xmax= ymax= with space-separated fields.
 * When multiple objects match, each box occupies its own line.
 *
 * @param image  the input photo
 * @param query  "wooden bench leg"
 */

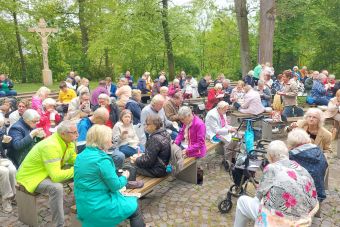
xmin=176 ymin=161 xmax=197 ymax=184
xmin=16 ymin=189 xmax=39 ymax=227
xmin=261 ymin=120 xmax=272 ymax=140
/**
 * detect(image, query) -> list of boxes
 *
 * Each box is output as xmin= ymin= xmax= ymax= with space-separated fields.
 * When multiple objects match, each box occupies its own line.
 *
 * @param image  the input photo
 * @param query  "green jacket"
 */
xmin=254 ymin=64 xmax=262 ymax=79
xmin=16 ymin=133 xmax=76 ymax=193
xmin=74 ymin=146 xmax=137 ymax=227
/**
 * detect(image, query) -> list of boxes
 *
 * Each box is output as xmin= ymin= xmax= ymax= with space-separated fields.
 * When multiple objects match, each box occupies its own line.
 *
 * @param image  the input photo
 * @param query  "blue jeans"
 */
xmin=314 ymin=97 xmax=329 ymax=106
xmin=0 ymin=90 xmax=17 ymax=97
xmin=282 ymin=106 xmax=304 ymax=119
xmin=118 ymin=144 xmax=145 ymax=158
xmin=261 ymin=99 xmax=270 ymax=107
xmin=109 ymin=148 xmax=125 ymax=169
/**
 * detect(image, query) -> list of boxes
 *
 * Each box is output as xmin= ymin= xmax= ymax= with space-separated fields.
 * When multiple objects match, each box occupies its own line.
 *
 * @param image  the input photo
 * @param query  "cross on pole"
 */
xmin=28 ymin=18 xmax=58 ymax=86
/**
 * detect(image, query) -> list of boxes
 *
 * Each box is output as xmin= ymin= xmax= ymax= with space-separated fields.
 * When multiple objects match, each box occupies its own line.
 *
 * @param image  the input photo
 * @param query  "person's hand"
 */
xmin=130 ymin=156 xmax=137 ymax=164
xmin=122 ymin=170 xmax=130 ymax=179
xmin=182 ymin=149 xmax=187 ymax=158
xmin=277 ymin=91 xmax=285 ymax=96
xmin=30 ymin=128 xmax=44 ymax=138
xmin=120 ymin=130 xmax=128 ymax=139
xmin=228 ymin=127 xmax=237 ymax=132
xmin=290 ymin=122 xmax=298 ymax=128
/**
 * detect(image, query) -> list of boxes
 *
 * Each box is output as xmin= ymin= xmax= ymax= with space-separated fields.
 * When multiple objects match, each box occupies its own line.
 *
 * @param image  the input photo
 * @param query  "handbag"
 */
xmin=244 ymin=120 xmax=254 ymax=153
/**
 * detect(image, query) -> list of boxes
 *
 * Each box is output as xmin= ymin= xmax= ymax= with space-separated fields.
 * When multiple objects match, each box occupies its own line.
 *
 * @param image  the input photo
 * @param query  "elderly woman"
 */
xmin=325 ymin=74 xmax=337 ymax=98
xmin=288 ymin=129 xmax=328 ymax=203
xmin=234 ymin=140 xmax=319 ymax=227
xmin=290 ymin=108 xmax=332 ymax=153
xmin=74 ymin=125 xmax=145 ymax=227
xmin=237 ymin=85 xmax=265 ymax=115
xmin=77 ymin=77 xmax=90 ymax=95
xmin=278 ymin=70 xmax=304 ymax=118
xmin=31 ymin=86 xmax=51 ymax=112
xmin=9 ymin=98 xmax=30 ymax=127
xmin=325 ymin=89 xmax=340 ymax=135
xmin=174 ymin=106 xmax=206 ymax=158
xmin=36 ymin=98 xmax=62 ymax=137
xmin=255 ymin=80 xmax=271 ymax=107
xmin=8 ymin=109 xmax=45 ymax=167
xmin=130 ymin=115 xmax=171 ymax=178
xmin=116 ymin=78 xmax=132 ymax=108
xmin=206 ymin=83 xmax=224 ymax=111
xmin=112 ymin=110 xmax=141 ymax=157
xmin=168 ymin=79 xmax=182 ymax=97
xmin=164 ymin=92 xmax=183 ymax=123
xmin=0 ymin=114 xmax=16 ymax=213
xmin=92 ymin=93 xmax=120 ymax=128
xmin=183 ymin=75 xmax=199 ymax=99
xmin=311 ymin=73 xmax=329 ymax=105
xmin=126 ymin=89 xmax=143 ymax=125
xmin=159 ymin=86 xmax=170 ymax=102
xmin=230 ymin=80 xmax=245 ymax=104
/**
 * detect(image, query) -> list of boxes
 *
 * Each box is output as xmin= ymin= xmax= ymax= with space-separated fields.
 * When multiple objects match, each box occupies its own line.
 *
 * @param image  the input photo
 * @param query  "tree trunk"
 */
xmin=258 ymin=0 xmax=276 ymax=65
xmin=12 ymin=0 xmax=27 ymax=83
xmin=234 ymin=0 xmax=251 ymax=77
xmin=161 ymin=0 xmax=175 ymax=81
xmin=78 ymin=0 xmax=90 ymax=74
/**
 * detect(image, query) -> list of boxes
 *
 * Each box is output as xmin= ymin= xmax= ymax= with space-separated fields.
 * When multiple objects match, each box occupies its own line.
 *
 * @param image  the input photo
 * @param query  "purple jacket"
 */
xmin=90 ymin=86 xmax=109 ymax=106
xmin=175 ymin=115 xmax=206 ymax=158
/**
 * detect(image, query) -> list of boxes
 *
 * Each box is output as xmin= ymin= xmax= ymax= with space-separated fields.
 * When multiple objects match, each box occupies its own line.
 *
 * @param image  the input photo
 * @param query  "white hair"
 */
xmin=217 ymin=101 xmax=229 ymax=109
xmin=98 ymin=93 xmax=111 ymax=104
xmin=42 ymin=98 xmax=56 ymax=106
xmin=267 ymin=140 xmax=289 ymax=162
xmin=35 ymin=86 xmax=51 ymax=97
xmin=315 ymin=73 xmax=326 ymax=81
xmin=287 ymin=128 xmax=312 ymax=148
xmin=222 ymin=79 xmax=230 ymax=84
xmin=151 ymin=94 xmax=165 ymax=105
xmin=178 ymin=106 xmax=192 ymax=118
xmin=159 ymin=75 xmax=166 ymax=81
xmin=248 ymin=70 xmax=254 ymax=76
xmin=329 ymin=74 xmax=336 ymax=79
xmin=257 ymin=80 xmax=265 ymax=86
xmin=173 ymin=79 xmax=179 ymax=84
xmin=22 ymin=109 xmax=40 ymax=121
xmin=304 ymin=108 xmax=325 ymax=128
xmin=57 ymin=120 xmax=77 ymax=134
xmin=215 ymin=83 xmax=223 ymax=90
xmin=75 ymin=76 xmax=81 ymax=82
xmin=160 ymin=86 xmax=169 ymax=92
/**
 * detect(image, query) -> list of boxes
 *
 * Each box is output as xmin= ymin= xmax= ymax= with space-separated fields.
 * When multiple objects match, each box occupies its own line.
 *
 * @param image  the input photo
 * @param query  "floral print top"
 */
xmin=256 ymin=159 xmax=318 ymax=226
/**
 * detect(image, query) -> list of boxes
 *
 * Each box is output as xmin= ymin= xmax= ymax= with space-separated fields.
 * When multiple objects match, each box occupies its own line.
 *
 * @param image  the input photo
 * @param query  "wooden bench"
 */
xmin=69 ymin=141 xmax=222 ymax=226
xmin=261 ymin=116 xmax=303 ymax=140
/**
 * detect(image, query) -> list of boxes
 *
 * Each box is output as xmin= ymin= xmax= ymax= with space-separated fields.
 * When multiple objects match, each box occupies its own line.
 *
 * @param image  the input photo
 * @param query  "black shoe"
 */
xmin=126 ymin=181 xmax=144 ymax=189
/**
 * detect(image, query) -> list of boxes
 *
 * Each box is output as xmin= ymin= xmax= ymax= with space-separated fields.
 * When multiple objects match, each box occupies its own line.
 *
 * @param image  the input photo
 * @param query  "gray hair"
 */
xmin=267 ymin=140 xmax=289 ymax=162
xmin=217 ymin=101 xmax=229 ymax=109
xmin=160 ymin=86 xmax=169 ymax=92
xmin=98 ymin=93 xmax=111 ymax=104
xmin=173 ymin=79 xmax=179 ymax=84
xmin=287 ymin=128 xmax=312 ymax=148
xmin=329 ymin=74 xmax=336 ymax=79
xmin=42 ymin=98 xmax=56 ymax=106
xmin=151 ymin=94 xmax=165 ymax=106
xmin=178 ymin=106 xmax=192 ymax=118
xmin=22 ymin=109 xmax=40 ymax=121
xmin=57 ymin=120 xmax=78 ymax=134
xmin=215 ymin=83 xmax=223 ymax=90
xmin=303 ymin=108 xmax=325 ymax=128
xmin=222 ymin=79 xmax=230 ymax=85
xmin=257 ymin=80 xmax=265 ymax=86
xmin=315 ymin=73 xmax=326 ymax=81
xmin=159 ymin=75 xmax=166 ymax=81
xmin=35 ymin=86 xmax=51 ymax=97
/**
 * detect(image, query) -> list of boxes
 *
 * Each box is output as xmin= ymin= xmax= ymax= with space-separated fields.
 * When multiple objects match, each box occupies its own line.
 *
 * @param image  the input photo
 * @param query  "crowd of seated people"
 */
xmin=0 ymin=66 xmax=338 ymax=227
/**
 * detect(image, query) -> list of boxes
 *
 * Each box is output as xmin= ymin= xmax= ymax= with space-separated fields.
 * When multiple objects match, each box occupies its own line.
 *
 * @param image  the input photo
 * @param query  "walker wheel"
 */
xmin=218 ymin=199 xmax=233 ymax=213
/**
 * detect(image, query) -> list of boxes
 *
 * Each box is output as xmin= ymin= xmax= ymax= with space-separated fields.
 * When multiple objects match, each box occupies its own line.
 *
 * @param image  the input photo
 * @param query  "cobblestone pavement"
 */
xmin=1 ymin=142 xmax=340 ymax=227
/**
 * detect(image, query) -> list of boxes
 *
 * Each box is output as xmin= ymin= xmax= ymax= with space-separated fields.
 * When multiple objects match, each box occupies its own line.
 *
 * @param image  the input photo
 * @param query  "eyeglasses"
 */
xmin=67 ymin=130 xmax=78 ymax=135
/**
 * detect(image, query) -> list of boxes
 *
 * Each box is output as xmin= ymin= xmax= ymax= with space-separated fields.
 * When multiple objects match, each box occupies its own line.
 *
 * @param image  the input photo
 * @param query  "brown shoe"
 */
xmin=126 ymin=180 xmax=144 ymax=189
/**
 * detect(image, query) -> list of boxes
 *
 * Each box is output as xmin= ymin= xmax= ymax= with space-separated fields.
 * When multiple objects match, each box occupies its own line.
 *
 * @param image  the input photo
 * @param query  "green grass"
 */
xmin=14 ymin=81 xmax=99 ymax=93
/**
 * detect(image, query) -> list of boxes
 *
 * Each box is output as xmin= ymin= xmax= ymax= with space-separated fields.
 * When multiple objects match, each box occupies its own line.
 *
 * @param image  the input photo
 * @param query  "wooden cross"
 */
xmin=28 ymin=18 xmax=58 ymax=85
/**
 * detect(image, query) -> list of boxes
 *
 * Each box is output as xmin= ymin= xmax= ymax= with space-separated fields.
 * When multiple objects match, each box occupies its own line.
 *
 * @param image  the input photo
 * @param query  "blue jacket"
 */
xmin=74 ymin=146 xmax=137 ymax=227
xmin=77 ymin=118 xmax=93 ymax=153
xmin=8 ymin=118 xmax=35 ymax=167
xmin=137 ymin=79 xmax=149 ymax=94
xmin=107 ymin=82 xmax=117 ymax=98
xmin=311 ymin=80 xmax=326 ymax=99
xmin=289 ymin=144 xmax=328 ymax=201
xmin=125 ymin=98 xmax=142 ymax=125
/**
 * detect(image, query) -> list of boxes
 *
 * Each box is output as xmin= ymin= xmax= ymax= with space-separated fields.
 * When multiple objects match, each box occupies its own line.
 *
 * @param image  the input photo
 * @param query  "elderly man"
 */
xmin=91 ymin=80 xmax=109 ymax=106
xmin=236 ymin=85 xmax=265 ymax=115
xmin=65 ymin=91 xmax=91 ymax=121
xmin=76 ymin=107 xmax=125 ymax=168
xmin=16 ymin=120 xmax=78 ymax=227
xmin=125 ymin=89 xmax=143 ymax=125
xmin=92 ymin=93 xmax=120 ymax=128
xmin=198 ymin=74 xmax=212 ymax=97
xmin=164 ymin=92 xmax=183 ymax=122
xmin=8 ymin=109 xmax=45 ymax=167
xmin=255 ymin=80 xmax=271 ymax=107
xmin=66 ymin=71 xmax=76 ymax=86
xmin=8 ymin=98 xmax=30 ymax=127
xmin=141 ymin=94 xmax=178 ymax=140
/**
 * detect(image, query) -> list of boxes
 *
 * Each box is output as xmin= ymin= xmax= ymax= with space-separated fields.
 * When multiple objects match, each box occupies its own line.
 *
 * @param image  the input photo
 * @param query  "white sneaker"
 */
xmin=272 ymin=127 xmax=279 ymax=133
xmin=2 ymin=199 xmax=13 ymax=213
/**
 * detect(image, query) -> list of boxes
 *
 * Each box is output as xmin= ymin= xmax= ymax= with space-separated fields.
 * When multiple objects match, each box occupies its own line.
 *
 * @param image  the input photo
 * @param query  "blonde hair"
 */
xmin=86 ymin=125 xmax=113 ymax=151
xmin=237 ymin=80 xmax=245 ymax=87
xmin=131 ymin=89 xmax=141 ymax=99
xmin=35 ymin=86 xmax=51 ymax=98
xmin=214 ymin=83 xmax=222 ymax=90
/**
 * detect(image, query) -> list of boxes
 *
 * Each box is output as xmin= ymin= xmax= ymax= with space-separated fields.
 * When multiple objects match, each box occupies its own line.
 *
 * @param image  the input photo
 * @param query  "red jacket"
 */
xmin=205 ymin=89 xmax=224 ymax=110
xmin=36 ymin=111 xmax=61 ymax=137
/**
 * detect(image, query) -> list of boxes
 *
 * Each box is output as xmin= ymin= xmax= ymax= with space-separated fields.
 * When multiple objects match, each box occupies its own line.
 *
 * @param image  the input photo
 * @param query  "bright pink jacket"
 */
xmin=168 ymin=84 xmax=181 ymax=97
xmin=175 ymin=115 xmax=206 ymax=158
xmin=31 ymin=96 xmax=43 ymax=112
